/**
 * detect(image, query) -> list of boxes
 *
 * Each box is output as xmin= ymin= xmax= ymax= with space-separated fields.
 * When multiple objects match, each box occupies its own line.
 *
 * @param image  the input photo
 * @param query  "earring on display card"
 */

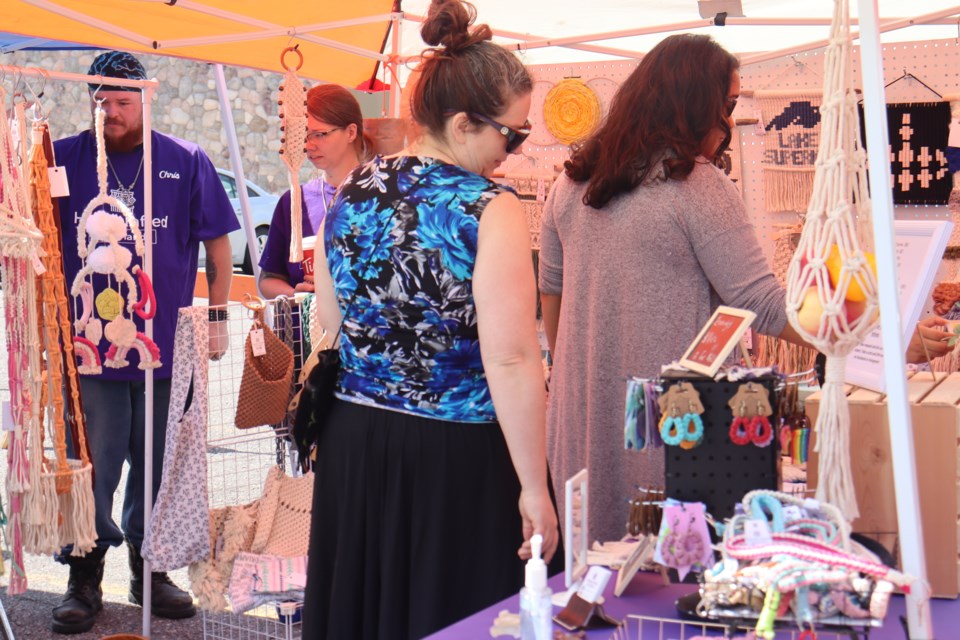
xmin=729 ymin=400 xmax=752 ymax=446
xmin=660 ymin=404 xmax=685 ymax=446
xmin=678 ymin=401 xmax=705 ymax=450
xmin=749 ymin=412 xmax=775 ymax=447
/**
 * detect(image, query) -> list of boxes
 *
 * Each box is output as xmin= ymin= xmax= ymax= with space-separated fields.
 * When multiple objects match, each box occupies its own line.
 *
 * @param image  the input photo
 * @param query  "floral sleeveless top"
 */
xmin=325 ymin=155 xmax=509 ymax=422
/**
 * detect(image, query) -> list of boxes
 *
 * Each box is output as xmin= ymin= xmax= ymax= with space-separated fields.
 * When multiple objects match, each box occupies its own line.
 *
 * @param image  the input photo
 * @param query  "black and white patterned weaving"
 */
xmin=860 ymin=101 xmax=951 ymax=205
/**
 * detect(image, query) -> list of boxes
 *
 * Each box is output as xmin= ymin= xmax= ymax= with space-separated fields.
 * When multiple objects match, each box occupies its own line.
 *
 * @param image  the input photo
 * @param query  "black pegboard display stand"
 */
xmin=662 ymin=372 xmax=781 ymax=521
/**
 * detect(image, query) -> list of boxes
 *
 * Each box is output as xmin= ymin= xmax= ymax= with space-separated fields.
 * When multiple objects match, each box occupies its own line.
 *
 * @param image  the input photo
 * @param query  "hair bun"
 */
xmin=421 ymin=0 xmax=488 ymax=53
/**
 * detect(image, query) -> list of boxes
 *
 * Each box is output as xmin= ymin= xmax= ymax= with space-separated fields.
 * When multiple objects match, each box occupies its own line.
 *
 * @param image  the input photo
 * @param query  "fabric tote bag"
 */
xmin=142 ymin=306 xmax=212 ymax=572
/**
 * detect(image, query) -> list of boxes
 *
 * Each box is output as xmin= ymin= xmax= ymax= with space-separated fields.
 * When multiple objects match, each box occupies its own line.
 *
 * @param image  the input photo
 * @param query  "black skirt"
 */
xmin=302 ymin=399 xmax=563 ymax=640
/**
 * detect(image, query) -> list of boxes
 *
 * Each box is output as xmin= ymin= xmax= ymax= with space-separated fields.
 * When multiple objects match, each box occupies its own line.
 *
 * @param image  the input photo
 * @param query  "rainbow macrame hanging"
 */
xmin=71 ymin=103 xmax=160 ymax=373
xmin=784 ymin=0 xmax=880 ymax=521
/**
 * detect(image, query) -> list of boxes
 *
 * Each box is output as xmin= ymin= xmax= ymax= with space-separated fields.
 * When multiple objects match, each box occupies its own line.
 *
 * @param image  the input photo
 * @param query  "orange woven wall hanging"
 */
xmin=543 ymin=78 xmax=601 ymax=146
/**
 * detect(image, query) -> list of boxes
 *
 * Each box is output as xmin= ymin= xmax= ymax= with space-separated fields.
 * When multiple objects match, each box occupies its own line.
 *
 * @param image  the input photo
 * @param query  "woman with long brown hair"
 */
xmin=540 ymin=33 xmax=797 ymax=542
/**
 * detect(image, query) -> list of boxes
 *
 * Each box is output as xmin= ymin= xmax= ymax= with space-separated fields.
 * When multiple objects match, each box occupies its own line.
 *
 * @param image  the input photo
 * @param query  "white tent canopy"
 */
xmin=398 ymin=0 xmax=960 ymax=69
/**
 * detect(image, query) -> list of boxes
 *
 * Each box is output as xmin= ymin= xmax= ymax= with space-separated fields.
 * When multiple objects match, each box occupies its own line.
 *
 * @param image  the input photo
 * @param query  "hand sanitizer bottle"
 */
xmin=520 ymin=534 xmax=553 ymax=640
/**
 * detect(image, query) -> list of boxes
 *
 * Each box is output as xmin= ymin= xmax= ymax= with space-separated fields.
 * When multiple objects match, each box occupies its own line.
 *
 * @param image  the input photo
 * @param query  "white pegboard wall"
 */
xmin=505 ymin=38 xmax=960 ymax=269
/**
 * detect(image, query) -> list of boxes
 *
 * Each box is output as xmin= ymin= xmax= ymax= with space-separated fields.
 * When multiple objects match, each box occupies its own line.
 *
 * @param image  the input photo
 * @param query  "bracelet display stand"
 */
xmin=661 ymin=372 xmax=781 ymax=521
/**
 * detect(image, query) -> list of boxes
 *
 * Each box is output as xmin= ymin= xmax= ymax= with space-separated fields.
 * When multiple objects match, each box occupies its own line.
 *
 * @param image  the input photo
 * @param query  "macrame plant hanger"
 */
xmin=27 ymin=115 xmax=97 ymax=558
xmin=0 ymin=83 xmax=44 ymax=595
xmin=278 ymin=45 xmax=308 ymax=262
xmin=784 ymin=0 xmax=879 ymax=521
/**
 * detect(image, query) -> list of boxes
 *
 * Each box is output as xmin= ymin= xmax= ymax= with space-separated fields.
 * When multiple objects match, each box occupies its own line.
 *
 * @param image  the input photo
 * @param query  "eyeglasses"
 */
xmin=469 ymin=112 xmax=531 ymax=154
xmin=725 ymin=97 xmax=738 ymax=118
xmin=305 ymin=127 xmax=343 ymax=143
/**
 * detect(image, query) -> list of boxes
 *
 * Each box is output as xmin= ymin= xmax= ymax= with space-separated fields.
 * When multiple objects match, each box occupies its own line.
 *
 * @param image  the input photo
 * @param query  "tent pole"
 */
xmin=390 ymin=13 xmax=401 ymax=118
xmin=857 ymin=1 xmax=933 ymax=638
xmin=742 ymin=4 xmax=960 ymax=66
xmin=20 ymin=0 xmax=155 ymax=47
xmin=213 ymin=63 xmax=261 ymax=282
xmin=141 ymin=81 xmax=156 ymax=639
xmin=403 ymin=13 xmax=642 ymax=59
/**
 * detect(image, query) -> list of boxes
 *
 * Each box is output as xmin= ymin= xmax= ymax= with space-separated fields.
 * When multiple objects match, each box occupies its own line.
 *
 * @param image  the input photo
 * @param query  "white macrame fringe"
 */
xmin=764 ymin=169 xmax=816 ymax=213
xmin=814 ymin=356 xmax=860 ymax=520
xmin=59 ymin=460 xmax=97 ymax=556
xmin=289 ymin=173 xmax=304 ymax=263
xmin=22 ymin=472 xmax=60 ymax=555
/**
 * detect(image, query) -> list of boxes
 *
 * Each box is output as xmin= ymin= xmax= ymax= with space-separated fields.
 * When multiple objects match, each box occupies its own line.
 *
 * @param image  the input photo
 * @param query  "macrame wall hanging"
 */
xmin=0 ymin=85 xmax=45 ymax=595
xmin=753 ymin=224 xmax=819 ymax=376
xmin=71 ymin=103 xmax=160 ymax=373
xmin=758 ymin=90 xmax=822 ymax=212
xmin=25 ymin=120 xmax=96 ymax=558
xmin=784 ymin=0 xmax=880 ymax=521
xmin=278 ymin=46 xmax=308 ymax=263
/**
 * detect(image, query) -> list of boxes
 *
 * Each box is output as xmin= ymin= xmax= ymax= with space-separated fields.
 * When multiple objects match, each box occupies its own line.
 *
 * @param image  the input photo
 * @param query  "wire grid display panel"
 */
xmin=201 ymin=297 xmax=306 ymax=640
xmin=615 ymin=614 xmax=859 ymax=640
xmin=204 ymin=297 xmax=304 ymax=507
xmin=204 ymin=603 xmax=302 ymax=640
xmin=500 ymin=38 xmax=960 ymax=269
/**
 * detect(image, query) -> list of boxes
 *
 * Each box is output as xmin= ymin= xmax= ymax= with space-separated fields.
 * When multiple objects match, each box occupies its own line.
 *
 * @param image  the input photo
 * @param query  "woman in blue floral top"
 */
xmin=302 ymin=1 xmax=561 ymax=638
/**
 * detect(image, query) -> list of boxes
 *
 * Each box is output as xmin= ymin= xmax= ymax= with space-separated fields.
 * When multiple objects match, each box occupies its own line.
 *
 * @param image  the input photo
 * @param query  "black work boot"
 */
xmin=127 ymin=540 xmax=197 ymax=619
xmin=51 ymin=547 xmax=107 ymax=634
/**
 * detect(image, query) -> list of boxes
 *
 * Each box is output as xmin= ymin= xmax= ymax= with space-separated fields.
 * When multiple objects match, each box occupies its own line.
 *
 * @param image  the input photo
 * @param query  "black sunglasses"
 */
xmin=469 ymin=112 xmax=532 ymax=153
xmin=725 ymin=97 xmax=738 ymax=118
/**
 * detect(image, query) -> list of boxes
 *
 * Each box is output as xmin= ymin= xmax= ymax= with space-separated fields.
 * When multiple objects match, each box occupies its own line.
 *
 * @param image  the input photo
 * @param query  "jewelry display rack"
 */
xmin=661 ymin=372 xmax=781 ymax=522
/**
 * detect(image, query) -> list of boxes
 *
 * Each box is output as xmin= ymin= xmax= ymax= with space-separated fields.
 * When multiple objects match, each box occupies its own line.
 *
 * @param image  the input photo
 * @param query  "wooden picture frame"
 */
xmin=564 ymin=468 xmax=589 ymax=589
xmin=846 ymin=219 xmax=952 ymax=392
xmin=679 ymin=306 xmax=757 ymax=377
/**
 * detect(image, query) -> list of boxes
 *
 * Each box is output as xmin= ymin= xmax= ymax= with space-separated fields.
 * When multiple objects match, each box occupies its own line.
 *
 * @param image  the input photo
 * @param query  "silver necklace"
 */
xmin=106 ymin=152 xmax=144 ymax=210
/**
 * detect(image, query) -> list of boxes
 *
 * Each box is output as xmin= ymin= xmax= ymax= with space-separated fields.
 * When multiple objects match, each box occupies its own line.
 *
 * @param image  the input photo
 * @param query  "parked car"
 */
xmin=198 ymin=168 xmax=280 ymax=274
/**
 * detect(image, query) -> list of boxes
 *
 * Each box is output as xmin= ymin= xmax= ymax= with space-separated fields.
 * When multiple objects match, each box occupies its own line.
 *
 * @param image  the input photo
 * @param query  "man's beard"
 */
xmin=100 ymin=120 xmax=144 ymax=153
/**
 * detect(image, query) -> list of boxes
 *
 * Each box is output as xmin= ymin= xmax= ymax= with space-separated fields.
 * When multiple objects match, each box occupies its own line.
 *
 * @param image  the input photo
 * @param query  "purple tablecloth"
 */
xmin=425 ymin=570 xmax=959 ymax=639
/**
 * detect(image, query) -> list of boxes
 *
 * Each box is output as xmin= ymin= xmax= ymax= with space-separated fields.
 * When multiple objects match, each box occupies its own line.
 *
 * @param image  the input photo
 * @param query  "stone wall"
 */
xmin=4 ymin=50 xmax=387 ymax=194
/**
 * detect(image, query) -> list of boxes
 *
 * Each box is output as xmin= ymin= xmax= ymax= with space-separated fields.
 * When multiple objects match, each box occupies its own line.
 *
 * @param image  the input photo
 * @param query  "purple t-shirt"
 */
xmin=259 ymin=189 xmax=313 ymax=286
xmin=54 ymin=129 xmax=240 ymax=381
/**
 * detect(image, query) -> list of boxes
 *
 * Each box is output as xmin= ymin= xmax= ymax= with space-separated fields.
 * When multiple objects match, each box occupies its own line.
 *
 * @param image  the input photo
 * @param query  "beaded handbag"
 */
xmin=235 ymin=302 xmax=295 ymax=429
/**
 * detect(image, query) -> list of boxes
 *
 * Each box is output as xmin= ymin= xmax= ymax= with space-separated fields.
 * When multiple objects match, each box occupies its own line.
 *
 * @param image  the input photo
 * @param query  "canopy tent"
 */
xmin=398 ymin=0 xmax=960 ymax=67
xmin=0 ymin=2 xmax=955 ymax=639
xmin=0 ymin=0 xmax=397 ymax=86
xmin=4 ymin=1 xmax=960 ymax=86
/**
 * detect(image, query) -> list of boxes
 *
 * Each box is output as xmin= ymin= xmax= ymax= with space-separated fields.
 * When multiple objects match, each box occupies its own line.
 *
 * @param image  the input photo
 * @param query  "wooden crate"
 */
xmin=806 ymin=371 xmax=960 ymax=598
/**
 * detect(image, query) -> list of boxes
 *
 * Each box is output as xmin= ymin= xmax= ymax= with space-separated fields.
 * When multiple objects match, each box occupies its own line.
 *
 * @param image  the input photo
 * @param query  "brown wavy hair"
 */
xmin=306 ymin=83 xmax=373 ymax=161
xmin=411 ymin=0 xmax=531 ymax=135
xmin=565 ymin=34 xmax=739 ymax=209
